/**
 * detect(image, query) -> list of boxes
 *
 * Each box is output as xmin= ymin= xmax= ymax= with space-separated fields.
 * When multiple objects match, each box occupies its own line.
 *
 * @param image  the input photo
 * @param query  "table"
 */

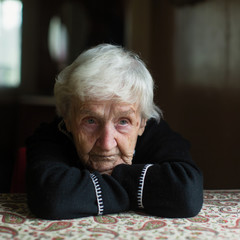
xmin=0 ymin=190 xmax=240 ymax=239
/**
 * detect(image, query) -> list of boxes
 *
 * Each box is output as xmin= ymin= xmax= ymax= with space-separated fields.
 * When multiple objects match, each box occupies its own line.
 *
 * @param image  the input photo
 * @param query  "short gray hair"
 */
xmin=54 ymin=44 xmax=162 ymax=121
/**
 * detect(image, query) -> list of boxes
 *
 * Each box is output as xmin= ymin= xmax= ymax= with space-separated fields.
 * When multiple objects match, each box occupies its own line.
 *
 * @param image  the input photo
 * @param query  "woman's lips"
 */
xmin=88 ymin=154 xmax=119 ymax=172
xmin=90 ymin=154 xmax=118 ymax=161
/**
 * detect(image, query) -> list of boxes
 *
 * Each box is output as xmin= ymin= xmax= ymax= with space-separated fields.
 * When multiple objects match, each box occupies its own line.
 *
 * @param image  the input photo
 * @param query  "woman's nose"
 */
xmin=96 ymin=124 xmax=117 ymax=151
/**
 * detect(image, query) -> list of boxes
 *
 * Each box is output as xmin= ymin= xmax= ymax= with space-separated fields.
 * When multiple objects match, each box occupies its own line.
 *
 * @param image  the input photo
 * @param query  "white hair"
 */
xmin=54 ymin=44 xmax=162 ymax=121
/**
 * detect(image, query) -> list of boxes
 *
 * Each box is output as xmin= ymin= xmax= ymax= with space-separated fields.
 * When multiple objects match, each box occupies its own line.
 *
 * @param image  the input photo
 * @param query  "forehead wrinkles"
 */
xmin=73 ymin=101 xmax=138 ymax=120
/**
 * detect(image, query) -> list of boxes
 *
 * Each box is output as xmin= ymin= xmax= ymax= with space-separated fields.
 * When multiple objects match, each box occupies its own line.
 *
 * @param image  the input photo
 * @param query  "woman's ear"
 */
xmin=64 ymin=118 xmax=71 ymax=133
xmin=138 ymin=119 xmax=147 ymax=136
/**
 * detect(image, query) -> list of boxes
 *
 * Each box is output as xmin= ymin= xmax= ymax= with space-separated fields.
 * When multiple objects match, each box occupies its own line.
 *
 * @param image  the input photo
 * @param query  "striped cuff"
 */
xmin=137 ymin=164 xmax=153 ymax=209
xmin=90 ymin=173 xmax=104 ymax=215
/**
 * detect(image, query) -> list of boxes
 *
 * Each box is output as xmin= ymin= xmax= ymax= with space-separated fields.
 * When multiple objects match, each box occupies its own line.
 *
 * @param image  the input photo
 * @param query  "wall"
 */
xmin=0 ymin=92 xmax=18 ymax=192
xmin=148 ymin=0 xmax=240 ymax=189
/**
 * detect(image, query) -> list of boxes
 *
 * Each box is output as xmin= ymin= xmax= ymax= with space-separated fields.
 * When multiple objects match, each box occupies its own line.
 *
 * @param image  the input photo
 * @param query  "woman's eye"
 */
xmin=86 ymin=118 xmax=96 ymax=124
xmin=119 ymin=119 xmax=129 ymax=125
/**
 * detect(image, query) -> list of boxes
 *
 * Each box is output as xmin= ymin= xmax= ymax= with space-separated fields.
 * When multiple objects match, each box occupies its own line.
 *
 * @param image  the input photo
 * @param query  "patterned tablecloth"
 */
xmin=0 ymin=190 xmax=240 ymax=240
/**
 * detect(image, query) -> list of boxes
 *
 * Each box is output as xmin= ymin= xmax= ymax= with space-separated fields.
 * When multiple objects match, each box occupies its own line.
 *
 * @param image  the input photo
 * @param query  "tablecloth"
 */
xmin=0 ymin=190 xmax=240 ymax=239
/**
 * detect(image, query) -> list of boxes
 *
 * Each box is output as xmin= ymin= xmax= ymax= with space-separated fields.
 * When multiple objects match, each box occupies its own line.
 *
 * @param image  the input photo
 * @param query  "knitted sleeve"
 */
xmin=26 ymin=120 xmax=130 ymax=220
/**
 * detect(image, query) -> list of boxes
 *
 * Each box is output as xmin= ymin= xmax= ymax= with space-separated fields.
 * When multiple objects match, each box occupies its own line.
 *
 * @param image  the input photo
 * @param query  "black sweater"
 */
xmin=26 ymin=118 xmax=203 ymax=220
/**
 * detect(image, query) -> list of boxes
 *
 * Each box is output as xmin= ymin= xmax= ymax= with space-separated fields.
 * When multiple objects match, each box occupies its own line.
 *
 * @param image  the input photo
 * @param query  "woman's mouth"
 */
xmin=88 ymin=154 xmax=120 ymax=172
xmin=89 ymin=153 xmax=119 ymax=161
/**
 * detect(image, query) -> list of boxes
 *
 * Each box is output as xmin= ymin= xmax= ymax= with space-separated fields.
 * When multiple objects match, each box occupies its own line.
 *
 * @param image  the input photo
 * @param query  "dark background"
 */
xmin=1 ymin=0 xmax=240 ymax=192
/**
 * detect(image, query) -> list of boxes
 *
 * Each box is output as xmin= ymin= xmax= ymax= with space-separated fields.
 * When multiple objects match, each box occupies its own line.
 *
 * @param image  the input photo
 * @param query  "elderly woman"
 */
xmin=26 ymin=44 xmax=203 ymax=220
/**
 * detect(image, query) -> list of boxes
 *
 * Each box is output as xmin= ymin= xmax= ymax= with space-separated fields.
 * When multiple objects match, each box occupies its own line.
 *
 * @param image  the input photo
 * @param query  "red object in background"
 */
xmin=10 ymin=147 xmax=26 ymax=193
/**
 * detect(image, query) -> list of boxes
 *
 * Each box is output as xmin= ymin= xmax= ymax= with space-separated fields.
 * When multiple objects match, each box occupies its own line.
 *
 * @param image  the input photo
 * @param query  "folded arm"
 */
xmin=112 ymin=161 xmax=203 ymax=218
xmin=26 ymin=121 xmax=130 ymax=220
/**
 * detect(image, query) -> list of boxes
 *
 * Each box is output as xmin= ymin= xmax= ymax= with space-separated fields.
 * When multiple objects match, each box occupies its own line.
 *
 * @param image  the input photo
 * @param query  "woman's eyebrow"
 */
xmin=77 ymin=108 xmax=136 ymax=118
xmin=78 ymin=109 xmax=95 ymax=115
xmin=115 ymin=109 xmax=136 ymax=117
xmin=77 ymin=109 xmax=100 ymax=117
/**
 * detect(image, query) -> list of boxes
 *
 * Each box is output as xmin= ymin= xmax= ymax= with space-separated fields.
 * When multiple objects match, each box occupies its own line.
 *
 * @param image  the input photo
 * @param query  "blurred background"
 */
xmin=0 ymin=0 xmax=239 ymax=192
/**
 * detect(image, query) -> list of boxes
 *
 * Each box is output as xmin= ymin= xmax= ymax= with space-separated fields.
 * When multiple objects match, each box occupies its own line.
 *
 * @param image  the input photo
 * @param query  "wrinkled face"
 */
xmin=65 ymin=99 xmax=146 ymax=174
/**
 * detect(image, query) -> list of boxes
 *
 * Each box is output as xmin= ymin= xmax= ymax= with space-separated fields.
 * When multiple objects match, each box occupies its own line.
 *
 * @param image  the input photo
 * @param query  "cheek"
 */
xmin=118 ymin=132 xmax=139 ymax=155
xmin=72 ymin=130 xmax=96 ymax=156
